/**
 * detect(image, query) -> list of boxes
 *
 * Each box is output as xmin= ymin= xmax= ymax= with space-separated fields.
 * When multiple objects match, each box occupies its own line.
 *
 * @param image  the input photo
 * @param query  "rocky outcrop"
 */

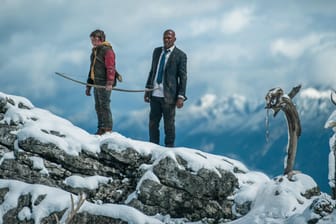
xmin=0 ymin=135 xmax=240 ymax=223
xmin=0 ymin=93 xmax=247 ymax=223
xmin=1 ymin=92 xmax=334 ymax=224
xmin=130 ymin=156 xmax=238 ymax=221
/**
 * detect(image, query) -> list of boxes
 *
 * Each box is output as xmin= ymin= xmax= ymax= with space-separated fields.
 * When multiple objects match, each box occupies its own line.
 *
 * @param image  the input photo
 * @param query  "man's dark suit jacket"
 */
xmin=145 ymin=46 xmax=187 ymax=104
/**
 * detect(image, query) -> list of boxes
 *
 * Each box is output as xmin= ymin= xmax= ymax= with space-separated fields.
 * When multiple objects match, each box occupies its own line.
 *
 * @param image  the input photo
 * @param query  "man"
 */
xmin=85 ymin=29 xmax=115 ymax=135
xmin=144 ymin=29 xmax=187 ymax=147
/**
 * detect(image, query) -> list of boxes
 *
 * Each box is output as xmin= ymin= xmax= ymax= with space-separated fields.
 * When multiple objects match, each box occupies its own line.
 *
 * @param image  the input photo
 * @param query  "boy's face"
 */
xmin=90 ymin=36 xmax=102 ymax=47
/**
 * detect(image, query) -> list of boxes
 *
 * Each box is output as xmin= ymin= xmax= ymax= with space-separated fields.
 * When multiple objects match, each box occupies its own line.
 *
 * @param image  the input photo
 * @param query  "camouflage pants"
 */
xmin=94 ymin=87 xmax=113 ymax=130
xmin=149 ymin=96 xmax=176 ymax=147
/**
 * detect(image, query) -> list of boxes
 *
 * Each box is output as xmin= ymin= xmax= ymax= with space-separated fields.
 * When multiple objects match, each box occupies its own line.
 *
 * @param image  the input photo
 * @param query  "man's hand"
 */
xmin=144 ymin=93 xmax=150 ymax=103
xmin=85 ymin=86 xmax=91 ymax=96
xmin=176 ymin=98 xmax=184 ymax=108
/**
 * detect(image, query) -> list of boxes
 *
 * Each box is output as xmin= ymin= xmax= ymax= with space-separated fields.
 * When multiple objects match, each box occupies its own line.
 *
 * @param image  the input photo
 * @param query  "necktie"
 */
xmin=156 ymin=49 xmax=169 ymax=84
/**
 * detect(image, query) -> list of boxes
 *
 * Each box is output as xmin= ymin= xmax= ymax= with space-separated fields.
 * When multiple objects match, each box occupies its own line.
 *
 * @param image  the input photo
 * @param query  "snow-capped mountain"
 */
xmin=117 ymin=86 xmax=335 ymax=193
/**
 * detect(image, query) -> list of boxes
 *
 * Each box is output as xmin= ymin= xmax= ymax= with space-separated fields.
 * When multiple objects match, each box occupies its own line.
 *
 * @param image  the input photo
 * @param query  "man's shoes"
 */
xmin=95 ymin=128 xmax=112 ymax=135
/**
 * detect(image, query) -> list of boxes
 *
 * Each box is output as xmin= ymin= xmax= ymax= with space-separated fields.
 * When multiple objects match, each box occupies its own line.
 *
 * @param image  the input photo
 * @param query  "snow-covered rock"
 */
xmin=0 ymin=91 xmax=335 ymax=223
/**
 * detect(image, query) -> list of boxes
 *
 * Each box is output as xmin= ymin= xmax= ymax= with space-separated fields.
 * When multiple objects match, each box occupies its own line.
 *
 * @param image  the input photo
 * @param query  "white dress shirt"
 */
xmin=152 ymin=45 xmax=175 ymax=98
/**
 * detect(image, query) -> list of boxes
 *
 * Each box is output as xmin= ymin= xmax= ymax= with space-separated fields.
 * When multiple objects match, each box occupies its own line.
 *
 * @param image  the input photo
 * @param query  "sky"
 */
xmin=1 ymin=0 xmax=336 ymax=132
xmin=1 ymin=91 xmax=336 ymax=223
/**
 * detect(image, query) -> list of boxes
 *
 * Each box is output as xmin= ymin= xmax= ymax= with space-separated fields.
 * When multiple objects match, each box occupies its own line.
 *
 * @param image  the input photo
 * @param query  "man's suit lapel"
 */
xmin=152 ymin=48 xmax=162 ymax=79
xmin=165 ymin=47 xmax=176 ymax=70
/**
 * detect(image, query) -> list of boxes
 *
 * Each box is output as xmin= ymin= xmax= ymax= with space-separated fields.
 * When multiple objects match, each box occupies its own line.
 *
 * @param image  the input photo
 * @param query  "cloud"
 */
xmin=190 ymin=43 xmax=253 ymax=69
xmin=270 ymin=34 xmax=323 ymax=59
xmin=220 ymin=7 xmax=254 ymax=34
xmin=310 ymin=40 xmax=336 ymax=86
xmin=1 ymin=39 xmax=87 ymax=99
xmin=189 ymin=18 xmax=218 ymax=37
xmin=188 ymin=6 xmax=254 ymax=36
xmin=300 ymin=88 xmax=330 ymax=99
xmin=269 ymin=32 xmax=336 ymax=88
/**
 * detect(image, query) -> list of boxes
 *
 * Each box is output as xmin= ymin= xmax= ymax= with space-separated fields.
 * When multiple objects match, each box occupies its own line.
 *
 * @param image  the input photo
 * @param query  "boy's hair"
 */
xmin=90 ymin=29 xmax=106 ymax=41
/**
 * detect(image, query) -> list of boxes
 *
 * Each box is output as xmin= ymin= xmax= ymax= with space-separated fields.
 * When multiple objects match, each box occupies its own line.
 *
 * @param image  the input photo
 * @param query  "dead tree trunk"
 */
xmin=265 ymin=85 xmax=302 ymax=175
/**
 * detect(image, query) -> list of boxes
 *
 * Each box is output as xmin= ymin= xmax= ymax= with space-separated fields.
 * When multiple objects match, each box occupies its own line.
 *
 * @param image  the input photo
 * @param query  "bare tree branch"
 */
xmin=65 ymin=192 xmax=86 ymax=224
xmin=265 ymin=85 xmax=301 ymax=175
xmin=54 ymin=192 xmax=86 ymax=224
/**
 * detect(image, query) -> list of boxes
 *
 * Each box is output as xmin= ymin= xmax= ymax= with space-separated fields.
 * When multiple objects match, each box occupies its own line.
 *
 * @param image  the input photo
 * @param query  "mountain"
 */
xmin=1 ymin=91 xmax=336 ymax=223
xmin=117 ymin=87 xmax=335 ymax=193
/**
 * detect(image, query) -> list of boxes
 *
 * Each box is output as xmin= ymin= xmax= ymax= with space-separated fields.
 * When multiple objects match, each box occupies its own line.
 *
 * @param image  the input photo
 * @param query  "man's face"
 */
xmin=163 ymin=31 xmax=176 ymax=49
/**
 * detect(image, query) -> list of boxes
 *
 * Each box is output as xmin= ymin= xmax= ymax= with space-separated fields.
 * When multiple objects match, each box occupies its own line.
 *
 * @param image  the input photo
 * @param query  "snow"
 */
xmin=300 ymin=88 xmax=330 ymax=99
xmin=1 ymin=91 xmax=336 ymax=223
xmin=325 ymin=110 xmax=336 ymax=129
xmin=326 ymin=112 xmax=336 ymax=189
xmin=0 ymin=151 xmax=14 ymax=166
xmin=193 ymin=94 xmax=217 ymax=110
xmin=0 ymin=92 xmax=100 ymax=156
xmin=230 ymin=174 xmax=321 ymax=224
xmin=30 ymin=156 xmax=49 ymax=175
xmin=0 ymin=179 xmax=161 ymax=224
xmin=64 ymin=175 xmax=112 ymax=190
